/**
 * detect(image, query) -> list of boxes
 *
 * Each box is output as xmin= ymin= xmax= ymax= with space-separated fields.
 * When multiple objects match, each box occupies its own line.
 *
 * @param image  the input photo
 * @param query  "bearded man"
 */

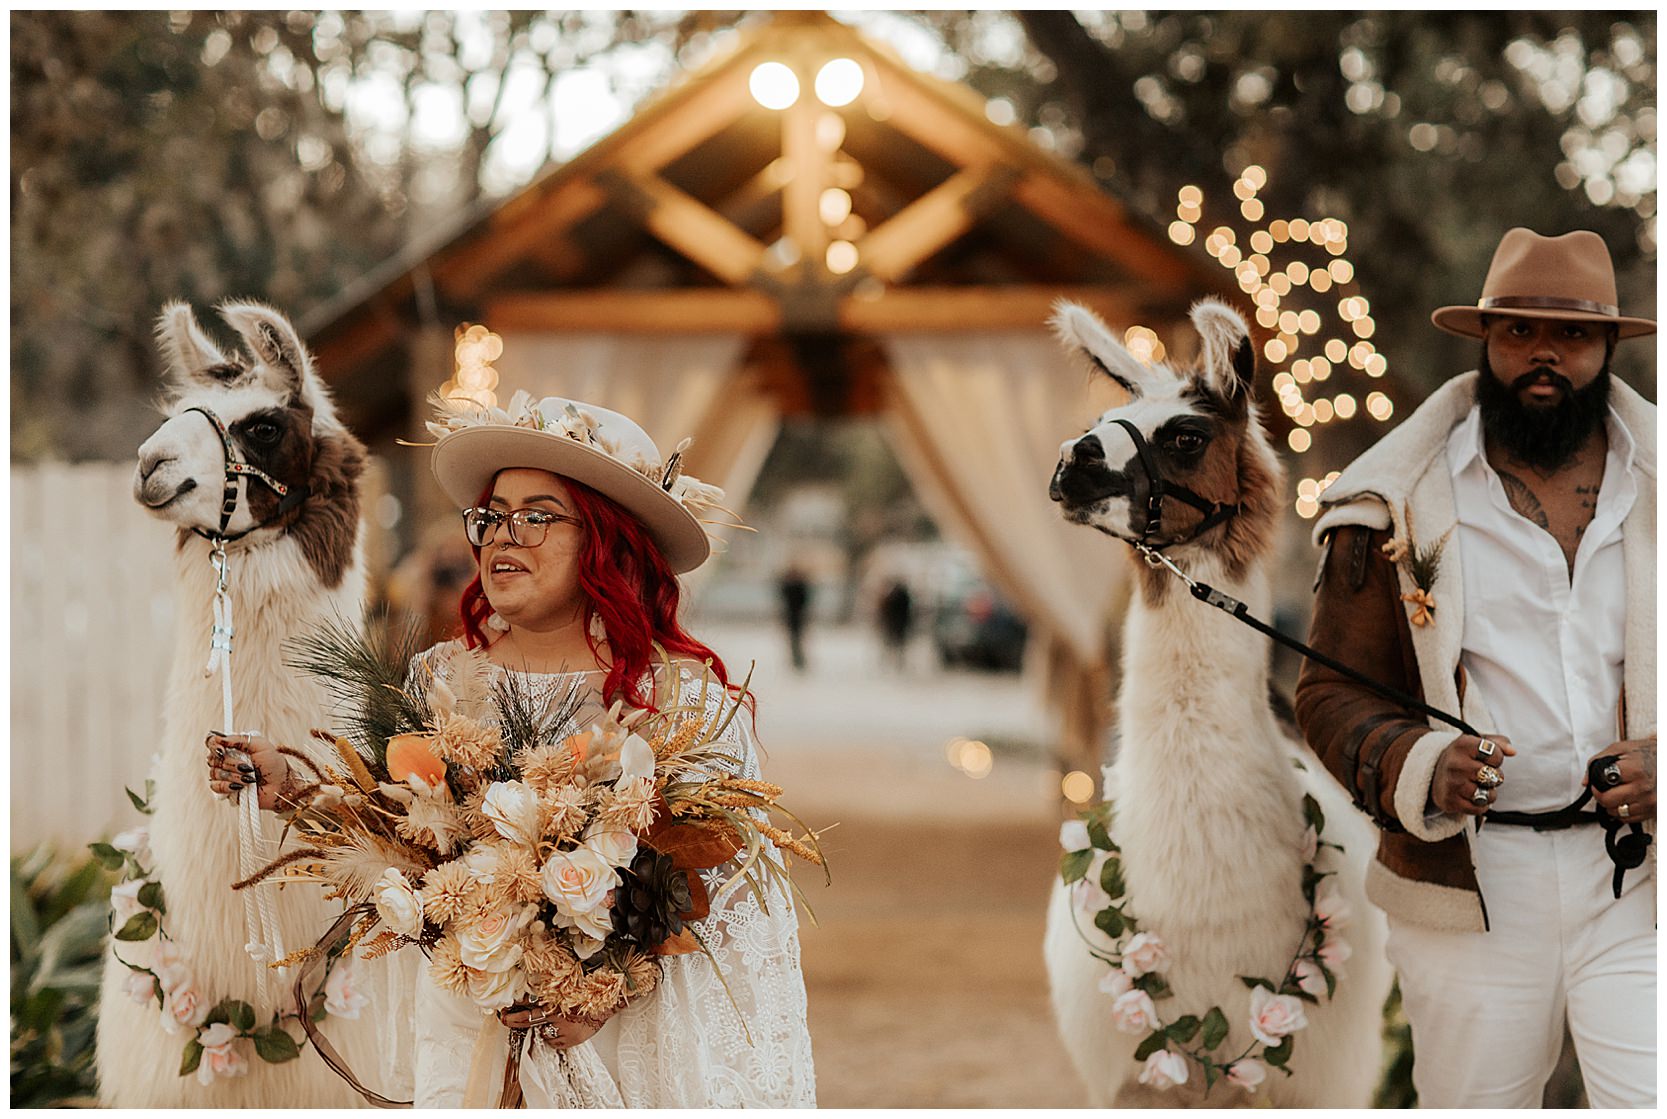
xmin=1294 ymin=228 xmax=1655 ymax=1107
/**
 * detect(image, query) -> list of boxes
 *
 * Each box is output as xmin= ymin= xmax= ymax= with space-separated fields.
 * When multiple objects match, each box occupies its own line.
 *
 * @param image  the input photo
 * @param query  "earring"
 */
xmin=485 ymin=612 xmax=510 ymax=634
xmin=588 ymin=612 xmax=607 ymax=645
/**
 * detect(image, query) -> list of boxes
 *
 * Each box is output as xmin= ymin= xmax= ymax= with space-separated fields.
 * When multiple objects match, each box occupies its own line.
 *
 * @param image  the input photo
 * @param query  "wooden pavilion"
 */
xmin=304 ymin=10 xmax=1233 ymax=780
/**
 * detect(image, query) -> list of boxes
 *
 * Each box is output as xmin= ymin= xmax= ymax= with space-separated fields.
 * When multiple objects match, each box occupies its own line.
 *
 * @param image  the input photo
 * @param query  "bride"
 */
xmin=206 ymin=395 xmax=816 ymax=1107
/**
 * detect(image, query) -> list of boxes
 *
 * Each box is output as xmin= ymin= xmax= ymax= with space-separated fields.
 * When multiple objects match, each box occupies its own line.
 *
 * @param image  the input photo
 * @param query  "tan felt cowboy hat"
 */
xmin=1431 ymin=227 xmax=1655 ymax=340
xmin=429 ymin=393 xmax=720 ymax=574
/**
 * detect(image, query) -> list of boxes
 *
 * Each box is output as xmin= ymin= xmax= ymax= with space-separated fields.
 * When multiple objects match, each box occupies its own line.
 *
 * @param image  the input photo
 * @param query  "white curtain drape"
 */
xmin=494 ymin=333 xmax=775 ymax=583
xmin=881 ymin=332 xmax=1130 ymax=767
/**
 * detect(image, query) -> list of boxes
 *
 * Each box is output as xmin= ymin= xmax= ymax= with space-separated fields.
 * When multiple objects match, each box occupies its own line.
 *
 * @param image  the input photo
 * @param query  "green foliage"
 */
xmin=1059 ymin=848 xmax=1093 ymax=885
xmin=252 ymin=1027 xmax=301 ymax=1064
xmin=10 ymin=845 xmax=118 ymax=1108
xmin=283 ymin=612 xmax=428 ymax=769
xmin=1200 ymin=1006 xmax=1230 ymax=1050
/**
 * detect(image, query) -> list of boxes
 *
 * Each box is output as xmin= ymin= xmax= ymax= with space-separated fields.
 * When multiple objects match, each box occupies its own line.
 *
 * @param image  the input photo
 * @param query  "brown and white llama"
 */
xmin=1040 ymin=299 xmax=1391 ymax=1106
xmin=97 ymin=302 xmax=401 ymax=1106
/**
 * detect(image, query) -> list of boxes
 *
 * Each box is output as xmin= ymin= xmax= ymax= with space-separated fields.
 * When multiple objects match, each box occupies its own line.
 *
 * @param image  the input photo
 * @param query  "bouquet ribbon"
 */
xmin=294 ymin=906 xmax=412 ymax=1108
xmin=460 ymin=1013 xmax=625 ymax=1108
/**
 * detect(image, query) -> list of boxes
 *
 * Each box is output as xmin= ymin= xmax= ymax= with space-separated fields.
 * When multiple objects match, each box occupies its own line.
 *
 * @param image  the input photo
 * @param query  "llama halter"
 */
xmin=181 ymin=405 xmax=310 ymax=543
xmin=1106 ymin=418 xmax=1241 ymax=550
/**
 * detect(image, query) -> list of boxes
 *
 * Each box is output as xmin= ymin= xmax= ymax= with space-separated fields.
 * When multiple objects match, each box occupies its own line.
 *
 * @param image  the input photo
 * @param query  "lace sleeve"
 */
xmin=608 ymin=672 xmax=817 ymax=1107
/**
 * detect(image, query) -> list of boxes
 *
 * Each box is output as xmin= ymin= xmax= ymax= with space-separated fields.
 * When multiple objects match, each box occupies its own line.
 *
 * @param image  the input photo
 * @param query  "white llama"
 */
xmin=96 ymin=301 xmax=401 ymax=1106
xmin=1041 ymin=299 xmax=1392 ymax=1107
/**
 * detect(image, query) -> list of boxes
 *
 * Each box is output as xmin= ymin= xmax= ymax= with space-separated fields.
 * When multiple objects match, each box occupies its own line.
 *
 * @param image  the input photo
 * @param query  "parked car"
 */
xmin=932 ymin=580 xmax=1028 ymax=672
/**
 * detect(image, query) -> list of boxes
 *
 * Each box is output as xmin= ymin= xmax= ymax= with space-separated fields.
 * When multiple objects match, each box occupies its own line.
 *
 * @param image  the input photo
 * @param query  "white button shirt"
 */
xmin=1446 ymin=404 xmax=1637 ymax=813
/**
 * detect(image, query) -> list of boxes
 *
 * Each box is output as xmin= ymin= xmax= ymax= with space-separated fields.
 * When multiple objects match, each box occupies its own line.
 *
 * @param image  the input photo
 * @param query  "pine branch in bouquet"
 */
xmin=284 ymin=612 xmax=430 ymax=769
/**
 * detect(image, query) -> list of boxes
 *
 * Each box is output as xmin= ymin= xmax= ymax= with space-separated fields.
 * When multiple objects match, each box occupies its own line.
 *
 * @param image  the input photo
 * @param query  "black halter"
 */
xmin=182 ymin=405 xmax=310 ymax=542
xmin=1108 ymin=417 xmax=1241 ymax=550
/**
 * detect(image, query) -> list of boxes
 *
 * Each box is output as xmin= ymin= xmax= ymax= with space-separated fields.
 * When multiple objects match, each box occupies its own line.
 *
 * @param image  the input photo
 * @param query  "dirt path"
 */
xmin=699 ymin=622 xmax=1089 ymax=1107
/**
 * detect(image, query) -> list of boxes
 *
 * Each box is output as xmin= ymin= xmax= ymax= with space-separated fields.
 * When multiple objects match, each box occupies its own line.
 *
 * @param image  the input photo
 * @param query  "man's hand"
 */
xmin=1431 ymin=735 xmax=1515 ymax=816
xmin=1586 ymin=736 xmax=1656 ymax=824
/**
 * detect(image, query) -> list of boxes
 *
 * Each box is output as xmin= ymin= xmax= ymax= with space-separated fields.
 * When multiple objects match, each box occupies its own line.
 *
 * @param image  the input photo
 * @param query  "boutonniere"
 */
xmin=1381 ymin=505 xmax=1452 ymax=628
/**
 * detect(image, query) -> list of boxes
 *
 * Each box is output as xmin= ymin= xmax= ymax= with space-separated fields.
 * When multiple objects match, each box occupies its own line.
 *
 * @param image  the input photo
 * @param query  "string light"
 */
xmin=1124 ymin=325 xmax=1167 ymax=365
xmin=443 ymin=323 xmax=502 ymax=409
xmin=1171 ymin=170 xmax=1398 ymax=517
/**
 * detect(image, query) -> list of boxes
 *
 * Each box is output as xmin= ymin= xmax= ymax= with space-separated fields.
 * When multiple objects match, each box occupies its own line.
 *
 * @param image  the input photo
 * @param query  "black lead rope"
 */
xmin=1135 ymin=541 xmax=1649 ymax=899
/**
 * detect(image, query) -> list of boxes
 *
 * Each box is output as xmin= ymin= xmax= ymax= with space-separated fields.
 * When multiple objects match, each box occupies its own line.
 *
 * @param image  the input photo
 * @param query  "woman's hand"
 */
xmin=497 ymin=1001 xmax=603 ymax=1050
xmin=204 ymin=732 xmax=290 ymax=811
xmin=1431 ymin=734 xmax=1515 ymax=816
xmin=1586 ymin=737 xmax=1656 ymax=824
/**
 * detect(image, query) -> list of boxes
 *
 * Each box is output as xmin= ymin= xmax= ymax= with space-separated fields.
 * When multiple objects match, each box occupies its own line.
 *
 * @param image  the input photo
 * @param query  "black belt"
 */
xmin=1482 ymin=789 xmax=1651 ymax=898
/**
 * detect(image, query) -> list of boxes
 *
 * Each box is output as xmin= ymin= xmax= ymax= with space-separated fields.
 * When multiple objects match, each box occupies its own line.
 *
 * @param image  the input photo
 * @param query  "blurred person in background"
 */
xmin=779 ymin=563 xmax=812 ymax=672
xmin=877 ymin=579 xmax=913 ymax=673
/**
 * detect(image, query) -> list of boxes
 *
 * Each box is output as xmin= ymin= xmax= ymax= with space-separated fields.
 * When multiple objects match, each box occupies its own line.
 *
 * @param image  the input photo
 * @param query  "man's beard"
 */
xmin=1477 ymin=350 xmax=1612 ymax=472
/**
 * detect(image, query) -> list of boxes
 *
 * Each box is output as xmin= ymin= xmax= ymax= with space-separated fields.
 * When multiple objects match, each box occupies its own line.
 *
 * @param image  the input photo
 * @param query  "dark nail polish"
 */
xmin=239 ymin=764 xmax=255 ymax=775
xmin=230 ymin=782 xmax=243 ymax=791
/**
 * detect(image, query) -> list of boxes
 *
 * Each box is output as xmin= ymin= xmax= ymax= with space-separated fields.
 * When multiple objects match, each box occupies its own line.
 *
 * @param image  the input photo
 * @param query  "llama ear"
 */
xmin=217 ymin=300 xmax=342 ymax=428
xmin=218 ymin=300 xmax=311 ymax=394
xmin=1049 ymin=300 xmax=1152 ymax=399
xmin=1190 ymin=298 xmax=1256 ymax=403
xmin=154 ymin=301 xmax=231 ymax=387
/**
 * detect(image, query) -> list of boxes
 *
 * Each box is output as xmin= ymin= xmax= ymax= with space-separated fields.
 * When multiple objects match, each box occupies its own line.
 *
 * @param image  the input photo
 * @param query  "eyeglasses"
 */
xmin=461 ymin=507 xmax=579 ymax=549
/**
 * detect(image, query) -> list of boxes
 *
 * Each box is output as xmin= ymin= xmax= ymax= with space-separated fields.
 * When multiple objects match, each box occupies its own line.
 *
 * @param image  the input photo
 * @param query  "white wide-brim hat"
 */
xmin=428 ymin=393 xmax=721 ymax=574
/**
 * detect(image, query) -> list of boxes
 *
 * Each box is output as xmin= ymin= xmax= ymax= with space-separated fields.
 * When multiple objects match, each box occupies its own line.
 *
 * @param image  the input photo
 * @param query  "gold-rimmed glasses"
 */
xmin=461 ymin=507 xmax=579 ymax=548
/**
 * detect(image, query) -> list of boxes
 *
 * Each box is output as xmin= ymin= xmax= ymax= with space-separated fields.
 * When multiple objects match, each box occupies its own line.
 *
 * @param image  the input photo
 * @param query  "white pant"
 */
xmin=1387 ymin=824 xmax=1655 ymax=1108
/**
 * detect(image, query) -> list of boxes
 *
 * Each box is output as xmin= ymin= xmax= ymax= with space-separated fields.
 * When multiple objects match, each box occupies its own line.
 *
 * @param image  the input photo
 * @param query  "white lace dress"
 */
xmin=403 ymin=652 xmax=816 ymax=1108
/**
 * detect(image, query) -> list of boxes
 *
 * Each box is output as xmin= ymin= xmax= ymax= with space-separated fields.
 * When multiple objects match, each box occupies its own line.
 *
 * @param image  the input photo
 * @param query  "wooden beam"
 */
xmin=601 ymin=170 xmax=770 ymax=286
xmin=781 ymin=85 xmax=832 ymax=268
xmin=839 ymin=285 xmax=1147 ymax=333
xmin=310 ymin=306 xmax=405 ymax=382
xmin=614 ymin=63 xmax=761 ymax=177
xmin=485 ymin=289 xmax=780 ymax=334
xmin=857 ymin=165 xmax=1017 ymax=282
xmin=1011 ymin=173 xmax=1192 ymax=292
xmin=483 ymin=283 xmax=1159 ymax=335
xmin=432 ymin=179 xmax=608 ymax=300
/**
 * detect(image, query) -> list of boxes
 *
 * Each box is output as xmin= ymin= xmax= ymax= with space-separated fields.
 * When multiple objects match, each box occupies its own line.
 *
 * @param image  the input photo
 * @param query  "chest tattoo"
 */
xmin=1497 ymin=471 xmax=1550 ymax=530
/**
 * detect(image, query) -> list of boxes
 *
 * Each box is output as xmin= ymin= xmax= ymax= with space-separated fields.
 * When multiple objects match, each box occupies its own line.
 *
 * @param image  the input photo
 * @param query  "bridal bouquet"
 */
xmin=249 ymin=623 xmax=824 ymax=1047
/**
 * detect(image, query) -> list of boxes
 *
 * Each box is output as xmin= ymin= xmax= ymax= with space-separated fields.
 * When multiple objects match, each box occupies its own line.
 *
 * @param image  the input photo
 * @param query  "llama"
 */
xmin=97 ymin=301 xmax=400 ymax=1106
xmin=1040 ymin=299 xmax=1392 ymax=1107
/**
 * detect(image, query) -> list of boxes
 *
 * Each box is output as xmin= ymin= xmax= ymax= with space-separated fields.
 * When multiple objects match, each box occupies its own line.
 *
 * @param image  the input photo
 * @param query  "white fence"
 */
xmin=11 ymin=462 xmax=180 ymax=852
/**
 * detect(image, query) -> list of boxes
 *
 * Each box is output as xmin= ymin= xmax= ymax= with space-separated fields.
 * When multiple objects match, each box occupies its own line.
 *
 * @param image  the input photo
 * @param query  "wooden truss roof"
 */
xmin=307 ymin=11 xmax=1230 ymax=427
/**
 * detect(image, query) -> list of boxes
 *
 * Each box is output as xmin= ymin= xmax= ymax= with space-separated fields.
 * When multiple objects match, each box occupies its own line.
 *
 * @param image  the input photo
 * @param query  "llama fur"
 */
xmin=96 ymin=302 xmax=403 ymax=1106
xmin=1042 ymin=299 xmax=1392 ymax=1107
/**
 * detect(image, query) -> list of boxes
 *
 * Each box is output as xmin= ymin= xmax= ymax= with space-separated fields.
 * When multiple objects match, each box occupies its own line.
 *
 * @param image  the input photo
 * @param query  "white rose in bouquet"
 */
xmin=457 ymin=904 xmax=533 ymax=973
xmin=373 ymin=867 xmax=425 ymax=938
xmin=482 ymin=780 xmax=544 ymax=846
xmin=467 ymin=962 xmax=528 ymax=1011
xmin=540 ymin=846 xmax=619 ymax=918
xmin=581 ymin=824 xmax=639 ymax=870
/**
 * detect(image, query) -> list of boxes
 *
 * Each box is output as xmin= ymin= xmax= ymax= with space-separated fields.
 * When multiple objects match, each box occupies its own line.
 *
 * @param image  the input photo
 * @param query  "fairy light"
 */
xmin=1174 ymin=172 xmax=1398 ymax=514
xmin=1124 ymin=325 xmax=1166 ymax=365
xmin=1061 ymin=770 xmax=1096 ymax=804
xmin=444 ymin=323 xmax=502 ymax=409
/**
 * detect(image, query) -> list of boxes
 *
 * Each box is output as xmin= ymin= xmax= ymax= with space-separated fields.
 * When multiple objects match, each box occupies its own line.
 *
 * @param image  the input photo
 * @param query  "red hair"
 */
xmin=458 ymin=474 xmax=739 ymax=713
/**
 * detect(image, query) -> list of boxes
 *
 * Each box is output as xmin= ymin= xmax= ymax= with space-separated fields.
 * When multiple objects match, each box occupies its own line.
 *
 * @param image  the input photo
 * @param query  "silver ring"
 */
xmin=1476 ymin=739 xmax=1496 ymax=760
xmin=1603 ymin=761 xmax=1623 ymax=788
xmin=537 ymin=1024 xmax=561 ymax=1045
xmin=1619 ymin=803 xmax=1631 ymax=820
xmin=1471 ymin=787 xmax=1491 ymax=806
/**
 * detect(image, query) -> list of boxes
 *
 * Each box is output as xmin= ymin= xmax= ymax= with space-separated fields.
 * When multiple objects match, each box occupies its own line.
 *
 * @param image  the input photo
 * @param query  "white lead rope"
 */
xmin=203 ymin=538 xmax=287 ymax=1005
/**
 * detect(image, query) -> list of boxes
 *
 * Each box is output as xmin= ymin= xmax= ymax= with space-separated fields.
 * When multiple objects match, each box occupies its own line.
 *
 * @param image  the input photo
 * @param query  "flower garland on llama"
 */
xmin=1058 ymin=783 xmax=1352 ymax=1097
xmin=93 ymin=787 xmax=363 ymax=1085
